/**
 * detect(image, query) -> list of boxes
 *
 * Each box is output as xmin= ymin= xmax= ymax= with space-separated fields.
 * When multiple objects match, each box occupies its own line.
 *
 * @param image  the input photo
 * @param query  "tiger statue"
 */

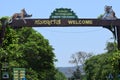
xmin=9 ymin=8 xmax=32 ymax=24
xmin=102 ymin=5 xmax=117 ymax=20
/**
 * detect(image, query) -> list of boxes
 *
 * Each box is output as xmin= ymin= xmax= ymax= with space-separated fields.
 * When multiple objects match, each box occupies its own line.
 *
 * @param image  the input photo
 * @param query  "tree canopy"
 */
xmin=0 ymin=17 xmax=58 ymax=80
xmin=84 ymin=42 xmax=120 ymax=80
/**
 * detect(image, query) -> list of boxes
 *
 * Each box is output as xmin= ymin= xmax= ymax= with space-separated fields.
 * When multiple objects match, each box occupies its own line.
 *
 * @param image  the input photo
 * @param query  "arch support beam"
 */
xmin=9 ymin=19 xmax=120 ymax=27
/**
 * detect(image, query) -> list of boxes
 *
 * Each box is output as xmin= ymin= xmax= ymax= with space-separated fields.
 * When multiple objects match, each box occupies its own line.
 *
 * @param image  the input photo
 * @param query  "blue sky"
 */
xmin=0 ymin=0 xmax=120 ymax=67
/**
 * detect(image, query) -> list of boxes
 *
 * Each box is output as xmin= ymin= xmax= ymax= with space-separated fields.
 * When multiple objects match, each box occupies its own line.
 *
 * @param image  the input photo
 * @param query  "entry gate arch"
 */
xmin=9 ymin=18 xmax=120 ymax=50
xmin=1 ymin=6 xmax=120 ymax=49
xmin=0 ymin=18 xmax=120 ymax=49
xmin=0 ymin=6 xmax=120 ymax=80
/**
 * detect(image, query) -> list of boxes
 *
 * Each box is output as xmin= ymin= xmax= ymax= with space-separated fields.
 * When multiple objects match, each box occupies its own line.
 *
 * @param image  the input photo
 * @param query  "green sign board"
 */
xmin=13 ymin=68 xmax=25 ymax=80
xmin=50 ymin=8 xmax=78 ymax=19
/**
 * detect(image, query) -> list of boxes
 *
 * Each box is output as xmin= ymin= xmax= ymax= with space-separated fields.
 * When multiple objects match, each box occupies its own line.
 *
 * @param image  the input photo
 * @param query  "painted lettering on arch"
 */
xmin=34 ymin=19 xmax=61 ymax=25
xmin=68 ymin=20 xmax=93 ymax=25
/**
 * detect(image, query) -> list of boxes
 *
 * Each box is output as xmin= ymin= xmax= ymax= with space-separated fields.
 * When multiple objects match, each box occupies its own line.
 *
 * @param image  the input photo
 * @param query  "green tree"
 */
xmin=85 ymin=52 xmax=120 ymax=80
xmin=71 ymin=67 xmax=81 ymax=80
xmin=69 ymin=51 xmax=92 ymax=80
xmin=69 ymin=51 xmax=93 ymax=67
xmin=0 ymin=17 xmax=57 ymax=80
xmin=105 ymin=41 xmax=117 ymax=53
xmin=15 ymin=27 xmax=56 ymax=79
xmin=54 ymin=70 xmax=67 ymax=80
xmin=0 ymin=17 xmax=22 ymax=79
xmin=84 ymin=41 xmax=120 ymax=80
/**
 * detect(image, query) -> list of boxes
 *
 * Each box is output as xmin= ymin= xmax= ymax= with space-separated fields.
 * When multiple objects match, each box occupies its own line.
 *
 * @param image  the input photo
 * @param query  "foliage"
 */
xmin=0 ymin=17 xmax=57 ymax=80
xmin=71 ymin=67 xmax=81 ymax=80
xmin=54 ymin=70 xmax=67 ymax=80
xmin=105 ymin=41 xmax=117 ymax=52
xmin=84 ymin=42 xmax=120 ymax=80
xmin=97 ymin=14 xmax=104 ymax=19
xmin=69 ymin=51 xmax=93 ymax=66
xmin=69 ymin=51 xmax=93 ymax=80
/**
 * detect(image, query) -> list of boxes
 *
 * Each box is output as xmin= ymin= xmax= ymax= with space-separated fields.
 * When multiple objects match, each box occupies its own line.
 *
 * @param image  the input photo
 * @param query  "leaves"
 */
xmin=0 ymin=17 xmax=57 ymax=80
xmin=84 ymin=45 xmax=120 ymax=80
xmin=69 ymin=51 xmax=93 ymax=66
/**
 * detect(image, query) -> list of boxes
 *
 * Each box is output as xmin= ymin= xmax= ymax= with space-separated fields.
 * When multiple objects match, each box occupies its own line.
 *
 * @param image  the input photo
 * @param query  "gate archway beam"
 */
xmin=9 ymin=18 xmax=120 ymax=50
xmin=9 ymin=19 xmax=120 ymax=27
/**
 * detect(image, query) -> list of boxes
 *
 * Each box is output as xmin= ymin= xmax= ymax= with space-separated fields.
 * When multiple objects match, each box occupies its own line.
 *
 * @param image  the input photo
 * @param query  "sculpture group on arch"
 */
xmin=1 ymin=5 xmax=120 ymax=49
xmin=8 ymin=5 xmax=117 ymax=24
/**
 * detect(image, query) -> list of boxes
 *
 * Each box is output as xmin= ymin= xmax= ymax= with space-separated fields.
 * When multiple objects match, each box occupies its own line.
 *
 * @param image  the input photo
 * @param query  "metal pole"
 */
xmin=117 ymin=26 xmax=120 ymax=50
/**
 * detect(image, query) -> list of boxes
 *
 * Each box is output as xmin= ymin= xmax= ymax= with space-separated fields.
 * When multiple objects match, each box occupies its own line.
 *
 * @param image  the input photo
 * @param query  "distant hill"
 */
xmin=57 ymin=66 xmax=84 ymax=78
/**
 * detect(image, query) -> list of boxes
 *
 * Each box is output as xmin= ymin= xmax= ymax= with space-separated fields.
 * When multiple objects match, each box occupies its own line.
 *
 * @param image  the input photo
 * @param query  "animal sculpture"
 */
xmin=102 ymin=5 xmax=117 ymax=40
xmin=9 ymin=8 xmax=32 ymax=24
xmin=102 ymin=5 xmax=117 ymax=20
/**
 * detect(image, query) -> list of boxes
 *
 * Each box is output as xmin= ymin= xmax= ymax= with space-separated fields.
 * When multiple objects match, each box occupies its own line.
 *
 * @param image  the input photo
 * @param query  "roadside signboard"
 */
xmin=13 ymin=68 xmax=25 ymax=80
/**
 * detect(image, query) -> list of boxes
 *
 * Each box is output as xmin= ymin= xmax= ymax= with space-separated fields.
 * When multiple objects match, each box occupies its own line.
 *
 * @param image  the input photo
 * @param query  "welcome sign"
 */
xmin=10 ymin=19 xmax=120 ymax=27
